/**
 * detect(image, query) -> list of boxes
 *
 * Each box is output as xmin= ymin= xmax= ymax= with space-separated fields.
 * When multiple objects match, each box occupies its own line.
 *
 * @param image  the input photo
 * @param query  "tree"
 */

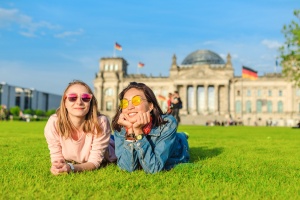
xmin=279 ymin=9 xmax=300 ymax=86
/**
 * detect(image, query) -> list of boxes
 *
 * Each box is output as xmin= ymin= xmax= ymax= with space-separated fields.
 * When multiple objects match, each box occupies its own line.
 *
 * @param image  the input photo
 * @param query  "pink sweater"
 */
xmin=44 ymin=114 xmax=111 ymax=168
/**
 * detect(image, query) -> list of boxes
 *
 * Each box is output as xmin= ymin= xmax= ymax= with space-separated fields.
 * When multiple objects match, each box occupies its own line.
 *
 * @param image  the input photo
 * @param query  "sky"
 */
xmin=0 ymin=1 xmax=299 ymax=95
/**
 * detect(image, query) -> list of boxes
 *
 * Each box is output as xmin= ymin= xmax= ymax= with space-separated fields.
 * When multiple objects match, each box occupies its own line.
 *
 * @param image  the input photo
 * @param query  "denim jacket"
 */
xmin=114 ymin=114 xmax=190 ymax=174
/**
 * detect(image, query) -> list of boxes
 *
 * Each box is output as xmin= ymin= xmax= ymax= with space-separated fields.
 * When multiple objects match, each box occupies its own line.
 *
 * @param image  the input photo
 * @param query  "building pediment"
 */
xmin=177 ymin=68 xmax=227 ymax=79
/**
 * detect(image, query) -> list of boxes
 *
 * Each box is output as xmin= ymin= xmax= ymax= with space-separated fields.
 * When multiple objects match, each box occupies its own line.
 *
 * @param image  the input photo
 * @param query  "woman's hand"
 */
xmin=117 ymin=113 xmax=134 ymax=130
xmin=50 ymin=159 xmax=69 ymax=175
xmin=132 ymin=111 xmax=151 ymax=135
xmin=118 ymin=112 xmax=151 ymax=135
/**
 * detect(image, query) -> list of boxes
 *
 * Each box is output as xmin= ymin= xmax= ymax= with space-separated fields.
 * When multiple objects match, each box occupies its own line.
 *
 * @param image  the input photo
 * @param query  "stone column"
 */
xmin=192 ymin=84 xmax=198 ymax=115
xmin=99 ymin=85 xmax=103 ymax=111
xmin=229 ymin=82 xmax=235 ymax=115
xmin=204 ymin=84 xmax=208 ymax=114
xmin=214 ymin=84 xmax=219 ymax=114
xmin=114 ymin=85 xmax=119 ymax=111
xmin=224 ymin=85 xmax=229 ymax=113
xmin=181 ymin=85 xmax=188 ymax=115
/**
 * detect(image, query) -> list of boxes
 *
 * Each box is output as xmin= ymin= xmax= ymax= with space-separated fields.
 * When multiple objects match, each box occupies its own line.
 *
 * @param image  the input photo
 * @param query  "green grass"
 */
xmin=0 ymin=121 xmax=299 ymax=199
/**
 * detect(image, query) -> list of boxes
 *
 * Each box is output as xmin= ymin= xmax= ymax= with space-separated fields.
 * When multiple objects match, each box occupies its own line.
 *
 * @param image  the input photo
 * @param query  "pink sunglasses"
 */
xmin=65 ymin=93 xmax=92 ymax=103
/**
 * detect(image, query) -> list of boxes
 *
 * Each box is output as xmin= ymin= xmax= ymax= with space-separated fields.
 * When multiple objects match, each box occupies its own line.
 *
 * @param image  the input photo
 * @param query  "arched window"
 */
xmin=267 ymin=101 xmax=272 ymax=113
xmin=105 ymin=88 xmax=113 ymax=96
xmin=246 ymin=100 xmax=251 ymax=113
xmin=277 ymin=101 xmax=283 ymax=113
xmin=256 ymin=100 xmax=262 ymax=113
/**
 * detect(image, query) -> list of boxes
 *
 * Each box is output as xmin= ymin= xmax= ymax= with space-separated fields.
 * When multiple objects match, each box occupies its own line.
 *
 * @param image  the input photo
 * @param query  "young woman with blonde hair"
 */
xmin=44 ymin=80 xmax=116 ymax=175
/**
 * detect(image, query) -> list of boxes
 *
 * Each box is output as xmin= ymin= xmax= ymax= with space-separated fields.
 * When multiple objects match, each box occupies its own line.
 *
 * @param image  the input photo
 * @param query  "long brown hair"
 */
xmin=111 ymin=82 xmax=167 ymax=132
xmin=56 ymin=80 xmax=103 ymax=138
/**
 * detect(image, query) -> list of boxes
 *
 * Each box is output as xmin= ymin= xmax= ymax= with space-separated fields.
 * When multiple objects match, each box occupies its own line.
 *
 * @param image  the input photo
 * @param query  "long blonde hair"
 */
xmin=56 ymin=80 xmax=103 ymax=138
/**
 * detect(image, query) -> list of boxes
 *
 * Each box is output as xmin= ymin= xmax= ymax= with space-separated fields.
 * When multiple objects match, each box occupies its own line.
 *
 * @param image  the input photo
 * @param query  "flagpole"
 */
xmin=113 ymin=45 xmax=116 ymax=57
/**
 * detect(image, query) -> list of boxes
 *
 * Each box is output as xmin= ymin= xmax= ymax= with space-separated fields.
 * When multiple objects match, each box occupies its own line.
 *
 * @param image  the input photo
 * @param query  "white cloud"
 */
xmin=261 ymin=39 xmax=282 ymax=49
xmin=54 ymin=29 xmax=84 ymax=38
xmin=0 ymin=7 xmax=59 ymax=37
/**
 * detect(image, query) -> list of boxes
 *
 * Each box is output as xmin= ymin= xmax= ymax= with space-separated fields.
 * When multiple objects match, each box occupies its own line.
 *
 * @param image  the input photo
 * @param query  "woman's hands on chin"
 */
xmin=117 ymin=113 xmax=134 ymax=130
xmin=117 ymin=111 xmax=151 ymax=135
xmin=132 ymin=111 xmax=151 ymax=134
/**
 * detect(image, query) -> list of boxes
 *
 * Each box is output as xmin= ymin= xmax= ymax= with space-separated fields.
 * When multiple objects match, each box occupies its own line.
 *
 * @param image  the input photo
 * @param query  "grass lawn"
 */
xmin=0 ymin=121 xmax=299 ymax=199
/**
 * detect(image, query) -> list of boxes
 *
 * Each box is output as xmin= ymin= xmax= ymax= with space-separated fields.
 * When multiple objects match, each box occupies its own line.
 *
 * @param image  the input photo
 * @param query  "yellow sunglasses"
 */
xmin=120 ymin=95 xmax=146 ymax=109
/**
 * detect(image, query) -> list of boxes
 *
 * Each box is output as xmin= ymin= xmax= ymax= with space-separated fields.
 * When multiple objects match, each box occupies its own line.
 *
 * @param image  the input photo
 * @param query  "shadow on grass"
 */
xmin=189 ymin=146 xmax=224 ymax=163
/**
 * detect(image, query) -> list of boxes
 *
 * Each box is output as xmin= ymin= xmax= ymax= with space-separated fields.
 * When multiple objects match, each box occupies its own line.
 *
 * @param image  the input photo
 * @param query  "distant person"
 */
xmin=166 ymin=92 xmax=173 ymax=114
xmin=0 ymin=105 xmax=4 ymax=120
xmin=19 ymin=110 xmax=25 ymax=121
xmin=111 ymin=82 xmax=190 ymax=174
xmin=171 ymin=91 xmax=182 ymax=124
xmin=1 ymin=105 xmax=9 ymax=121
xmin=44 ymin=80 xmax=116 ymax=175
xmin=5 ymin=106 xmax=10 ymax=121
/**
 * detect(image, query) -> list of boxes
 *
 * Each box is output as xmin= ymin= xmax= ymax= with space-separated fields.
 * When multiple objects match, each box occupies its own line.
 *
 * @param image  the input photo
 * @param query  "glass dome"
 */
xmin=181 ymin=50 xmax=225 ymax=65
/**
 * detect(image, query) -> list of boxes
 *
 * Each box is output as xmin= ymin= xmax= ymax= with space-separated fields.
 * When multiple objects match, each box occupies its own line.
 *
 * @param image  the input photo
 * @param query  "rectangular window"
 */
xmin=268 ymin=90 xmax=272 ymax=97
xmin=257 ymin=89 xmax=261 ymax=97
xmin=106 ymin=101 xmax=113 ymax=111
xmin=279 ymin=90 xmax=282 ymax=96
xmin=235 ymin=101 xmax=241 ymax=114
xmin=247 ymin=89 xmax=251 ymax=97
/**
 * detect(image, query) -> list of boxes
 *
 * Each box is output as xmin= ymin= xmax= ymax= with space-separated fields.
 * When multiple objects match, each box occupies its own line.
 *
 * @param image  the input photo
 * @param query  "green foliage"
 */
xmin=0 ymin=123 xmax=299 ymax=199
xmin=279 ymin=9 xmax=300 ymax=86
xmin=35 ymin=109 xmax=45 ymax=117
xmin=45 ymin=109 xmax=56 ymax=117
xmin=9 ymin=106 xmax=20 ymax=116
xmin=23 ymin=109 xmax=34 ymax=115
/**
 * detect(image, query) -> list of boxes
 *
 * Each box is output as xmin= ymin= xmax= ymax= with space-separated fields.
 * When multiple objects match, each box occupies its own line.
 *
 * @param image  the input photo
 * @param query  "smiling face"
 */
xmin=64 ymin=84 xmax=91 ymax=120
xmin=121 ymin=88 xmax=153 ymax=123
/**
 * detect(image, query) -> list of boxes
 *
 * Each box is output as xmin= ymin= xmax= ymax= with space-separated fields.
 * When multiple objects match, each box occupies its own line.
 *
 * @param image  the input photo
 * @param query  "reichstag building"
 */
xmin=94 ymin=49 xmax=300 ymax=126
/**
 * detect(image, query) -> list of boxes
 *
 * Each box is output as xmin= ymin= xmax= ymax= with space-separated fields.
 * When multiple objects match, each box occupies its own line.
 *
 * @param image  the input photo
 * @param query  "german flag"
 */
xmin=138 ymin=62 xmax=145 ymax=68
xmin=157 ymin=95 xmax=166 ymax=101
xmin=242 ymin=66 xmax=258 ymax=80
xmin=115 ymin=42 xmax=122 ymax=51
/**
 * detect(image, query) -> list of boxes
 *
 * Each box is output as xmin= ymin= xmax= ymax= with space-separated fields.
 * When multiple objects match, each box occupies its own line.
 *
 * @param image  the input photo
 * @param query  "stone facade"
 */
xmin=94 ymin=50 xmax=300 ymax=126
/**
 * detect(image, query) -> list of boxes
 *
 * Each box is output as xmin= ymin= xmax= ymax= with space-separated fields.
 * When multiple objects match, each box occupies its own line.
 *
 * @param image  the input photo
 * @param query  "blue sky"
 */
xmin=0 ymin=1 xmax=299 ymax=95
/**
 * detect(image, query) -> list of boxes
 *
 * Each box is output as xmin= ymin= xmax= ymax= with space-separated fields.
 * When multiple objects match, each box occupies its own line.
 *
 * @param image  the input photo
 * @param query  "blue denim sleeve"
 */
xmin=114 ymin=129 xmax=140 ymax=172
xmin=133 ymin=115 xmax=177 ymax=174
